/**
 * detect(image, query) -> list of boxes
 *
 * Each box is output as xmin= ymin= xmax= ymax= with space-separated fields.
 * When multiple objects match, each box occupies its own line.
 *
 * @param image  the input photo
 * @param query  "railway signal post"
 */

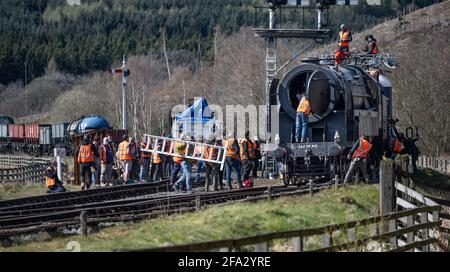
xmin=109 ymin=56 xmax=131 ymax=130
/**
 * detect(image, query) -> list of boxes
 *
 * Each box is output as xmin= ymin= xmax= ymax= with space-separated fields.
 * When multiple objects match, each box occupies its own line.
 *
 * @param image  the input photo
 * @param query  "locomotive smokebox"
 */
xmin=278 ymin=63 xmax=341 ymax=124
xmin=307 ymin=70 xmax=331 ymax=116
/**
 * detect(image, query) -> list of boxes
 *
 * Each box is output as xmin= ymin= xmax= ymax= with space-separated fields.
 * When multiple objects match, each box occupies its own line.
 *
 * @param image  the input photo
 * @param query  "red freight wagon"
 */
xmin=8 ymin=124 xmax=24 ymax=142
xmin=24 ymin=124 xmax=40 ymax=144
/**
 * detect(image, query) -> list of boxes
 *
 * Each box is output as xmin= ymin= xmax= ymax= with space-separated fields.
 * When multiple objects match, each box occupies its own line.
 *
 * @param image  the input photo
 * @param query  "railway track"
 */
xmin=0 ymin=181 xmax=168 ymax=208
xmin=0 ymin=181 xmax=334 ymax=239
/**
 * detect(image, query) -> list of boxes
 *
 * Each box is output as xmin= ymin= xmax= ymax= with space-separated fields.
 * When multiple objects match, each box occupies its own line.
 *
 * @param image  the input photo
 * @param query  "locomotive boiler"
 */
xmin=266 ymin=58 xmax=393 ymax=184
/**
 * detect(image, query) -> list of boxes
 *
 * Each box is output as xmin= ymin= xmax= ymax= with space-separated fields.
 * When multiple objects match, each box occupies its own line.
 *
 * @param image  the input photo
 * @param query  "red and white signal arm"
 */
xmin=109 ymin=68 xmax=122 ymax=74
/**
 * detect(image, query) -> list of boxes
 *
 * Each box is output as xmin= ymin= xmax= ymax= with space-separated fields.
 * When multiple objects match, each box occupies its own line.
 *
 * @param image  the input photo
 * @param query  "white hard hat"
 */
xmin=340 ymin=24 xmax=346 ymax=29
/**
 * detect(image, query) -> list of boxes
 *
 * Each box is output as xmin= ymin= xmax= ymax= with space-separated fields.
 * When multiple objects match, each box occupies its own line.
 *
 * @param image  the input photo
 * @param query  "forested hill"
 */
xmin=0 ymin=0 xmax=439 ymax=85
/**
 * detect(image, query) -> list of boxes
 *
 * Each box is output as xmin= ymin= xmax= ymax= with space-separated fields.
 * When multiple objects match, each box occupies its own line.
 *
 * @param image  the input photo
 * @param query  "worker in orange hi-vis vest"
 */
xmin=203 ymin=134 xmax=221 ymax=191
xmin=44 ymin=160 xmax=66 ymax=193
xmin=295 ymin=94 xmax=312 ymax=143
xmin=139 ymin=139 xmax=152 ymax=182
xmin=118 ymin=134 xmax=133 ymax=184
xmin=240 ymin=130 xmax=254 ymax=188
xmin=150 ymin=140 xmax=162 ymax=182
xmin=390 ymin=134 xmax=404 ymax=160
xmin=338 ymin=24 xmax=352 ymax=53
xmin=344 ymin=136 xmax=373 ymax=184
xmin=75 ymin=135 xmax=99 ymax=190
xmin=223 ymin=131 xmax=242 ymax=190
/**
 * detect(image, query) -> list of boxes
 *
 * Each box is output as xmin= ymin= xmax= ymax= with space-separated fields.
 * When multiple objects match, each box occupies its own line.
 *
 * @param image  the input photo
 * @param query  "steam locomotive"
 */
xmin=0 ymin=115 xmax=118 ymax=156
xmin=265 ymin=56 xmax=396 ymax=184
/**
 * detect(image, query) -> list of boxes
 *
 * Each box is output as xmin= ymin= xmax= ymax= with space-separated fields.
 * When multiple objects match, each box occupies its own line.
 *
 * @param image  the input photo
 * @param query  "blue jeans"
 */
xmin=175 ymin=161 xmax=192 ymax=190
xmin=139 ymin=158 xmax=150 ymax=181
xmin=195 ymin=160 xmax=205 ymax=181
xmin=170 ymin=162 xmax=181 ymax=185
xmin=225 ymin=157 xmax=241 ymax=184
xmin=295 ymin=112 xmax=309 ymax=142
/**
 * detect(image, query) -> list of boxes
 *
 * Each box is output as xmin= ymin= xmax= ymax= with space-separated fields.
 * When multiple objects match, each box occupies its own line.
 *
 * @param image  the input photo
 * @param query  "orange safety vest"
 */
xmin=194 ymin=144 xmax=204 ymax=157
xmin=240 ymin=139 xmax=254 ymax=161
xmin=252 ymin=141 xmax=259 ymax=159
xmin=173 ymin=141 xmax=185 ymax=164
xmin=393 ymin=138 xmax=402 ymax=153
xmin=203 ymin=144 xmax=218 ymax=160
xmin=352 ymin=138 xmax=372 ymax=159
xmin=334 ymin=49 xmax=344 ymax=65
xmin=369 ymin=41 xmax=379 ymax=54
xmin=223 ymin=138 xmax=238 ymax=160
xmin=164 ymin=140 xmax=172 ymax=152
xmin=297 ymin=97 xmax=311 ymax=114
xmin=152 ymin=143 xmax=161 ymax=163
xmin=45 ymin=176 xmax=55 ymax=187
xmin=140 ymin=142 xmax=152 ymax=158
xmin=98 ymin=144 xmax=112 ymax=162
xmin=118 ymin=141 xmax=133 ymax=161
xmin=339 ymin=30 xmax=351 ymax=47
xmin=78 ymin=144 xmax=94 ymax=163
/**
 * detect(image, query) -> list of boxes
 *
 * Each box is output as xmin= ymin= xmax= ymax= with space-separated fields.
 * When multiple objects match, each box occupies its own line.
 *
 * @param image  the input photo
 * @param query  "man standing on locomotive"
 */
xmin=338 ymin=24 xmax=352 ymax=53
xmin=295 ymin=94 xmax=312 ymax=143
xmin=344 ymin=136 xmax=373 ymax=184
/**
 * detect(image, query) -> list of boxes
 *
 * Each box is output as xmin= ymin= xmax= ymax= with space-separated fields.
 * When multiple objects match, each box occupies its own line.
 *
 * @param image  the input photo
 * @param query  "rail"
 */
xmin=0 ymin=155 xmax=52 ymax=183
xmin=117 ymin=205 xmax=441 ymax=252
xmin=417 ymin=155 xmax=450 ymax=175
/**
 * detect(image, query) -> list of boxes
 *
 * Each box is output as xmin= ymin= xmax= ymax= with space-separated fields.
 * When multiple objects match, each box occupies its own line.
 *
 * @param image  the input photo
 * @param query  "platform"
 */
xmin=253 ymin=28 xmax=330 ymax=39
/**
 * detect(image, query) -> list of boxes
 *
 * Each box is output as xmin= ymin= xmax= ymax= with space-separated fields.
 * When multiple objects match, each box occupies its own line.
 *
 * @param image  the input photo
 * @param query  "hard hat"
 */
xmin=227 ymin=131 xmax=234 ymax=138
xmin=340 ymin=24 xmax=346 ymax=30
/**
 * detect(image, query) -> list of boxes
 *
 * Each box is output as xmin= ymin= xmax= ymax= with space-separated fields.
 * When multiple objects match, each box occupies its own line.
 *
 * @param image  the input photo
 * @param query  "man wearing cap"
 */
xmin=44 ymin=161 xmax=66 ymax=193
xmin=75 ymin=135 xmax=99 ymax=190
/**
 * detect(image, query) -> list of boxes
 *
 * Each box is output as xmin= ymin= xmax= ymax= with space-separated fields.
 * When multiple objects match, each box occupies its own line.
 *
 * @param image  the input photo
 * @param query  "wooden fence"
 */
xmin=417 ymin=155 xmax=450 ymax=175
xmin=116 ymin=157 xmax=448 ymax=253
xmin=118 ymin=205 xmax=440 ymax=252
xmin=380 ymin=157 xmax=450 ymax=251
xmin=0 ymin=155 xmax=52 ymax=183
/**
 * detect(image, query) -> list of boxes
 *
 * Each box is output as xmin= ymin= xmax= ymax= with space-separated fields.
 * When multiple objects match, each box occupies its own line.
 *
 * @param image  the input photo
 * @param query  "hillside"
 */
xmin=0 ymin=1 xmax=448 ymax=155
xmin=299 ymin=0 xmax=450 ymax=155
xmin=0 ymin=0 xmax=435 ymax=85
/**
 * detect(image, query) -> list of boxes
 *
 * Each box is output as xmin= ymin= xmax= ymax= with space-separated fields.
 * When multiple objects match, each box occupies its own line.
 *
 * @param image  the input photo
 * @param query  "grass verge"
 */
xmin=1 ymin=184 xmax=379 ymax=252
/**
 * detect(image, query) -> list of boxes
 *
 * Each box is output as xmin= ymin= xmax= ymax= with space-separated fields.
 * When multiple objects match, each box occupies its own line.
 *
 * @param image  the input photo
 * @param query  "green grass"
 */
xmin=0 ymin=183 xmax=79 ymax=201
xmin=1 ymin=185 xmax=379 ymax=252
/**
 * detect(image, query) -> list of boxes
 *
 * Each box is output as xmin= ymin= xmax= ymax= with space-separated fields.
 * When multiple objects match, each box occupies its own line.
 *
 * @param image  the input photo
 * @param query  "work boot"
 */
xmin=226 ymin=181 xmax=233 ymax=190
xmin=237 ymin=181 xmax=243 ymax=189
xmin=204 ymin=182 xmax=210 ymax=192
xmin=301 ymin=137 xmax=306 ymax=143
